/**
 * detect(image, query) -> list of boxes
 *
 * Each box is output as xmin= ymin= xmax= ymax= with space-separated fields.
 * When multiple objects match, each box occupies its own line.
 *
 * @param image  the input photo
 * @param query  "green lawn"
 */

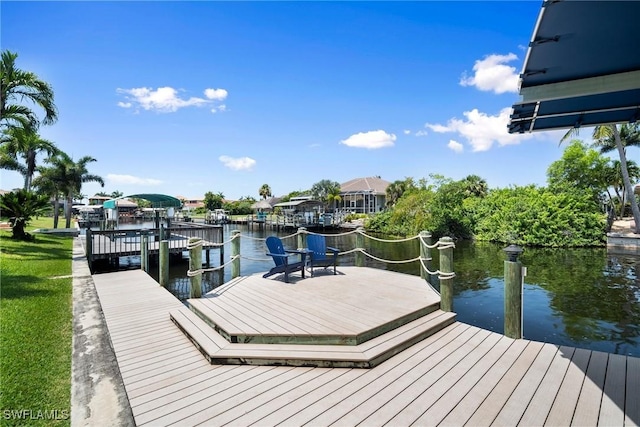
xmin=0 ymin=218 xmax=72 ymax=426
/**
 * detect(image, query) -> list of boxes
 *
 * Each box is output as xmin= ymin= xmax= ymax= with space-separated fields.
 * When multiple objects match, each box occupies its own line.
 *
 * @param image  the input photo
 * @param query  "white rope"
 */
xmin=187 ymin=255 xmax=239 ymax=277
xmin=359 ymin=232 xmax=420 ymax=243
xmin=360 ymin=250 xmax=422 ymax=264
xmin=304 ymin=229 xmax=359 ymax=238
xmin=418 ymin=258 xmax=456 ymax=279
xmin=238 ymin=234 xmax=266 ymax=241
xmin=437 ymin=241 xmax=456 ymax=250
xmin=186 ymin=238 xmax=225 ymax=249
xmin=239 ymin=254 xmax=274 ymax=262
xmin=417 ymin=234 xmax=440 ymax=249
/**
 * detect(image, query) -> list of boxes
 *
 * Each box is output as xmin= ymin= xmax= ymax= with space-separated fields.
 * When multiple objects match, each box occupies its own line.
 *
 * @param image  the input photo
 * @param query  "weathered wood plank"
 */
xmin=413 ymin=336 xmax=516 ymax=426
xmin=189 ymin=298 xmax=263 ymax=336
xmin=598 ymin=352 xmax=627 ymax=426
xmin=517 ymin=346 xmax=575 ymax=426
xmin=625 ymin=356 xmax=640 ymax=426
xmin=174 ymin=367 xmax=330 ymax=425
xmin=222 ymin=369 xmax=362 ymax=426
xmin=572 ymin=350 xmax=608 ymax=426
xmin=288 ymin=328 xmax=478 ymax=425
xmin=134 ymin=366 xmax=293 ymax=425
xmin=234 ymin=283 xmax=356 ymax=334
xmin=534 ymin=347 xmax=590 ymax=426
xmin=122 ymin=354 xmax=207 ymax=387
xmin=353 ymin=330 xmax=501 ymax=427
xmin=463 ymin=340 xmax=545 ymax=426
xmin=491 ymin=343 xmax=559 ymax=426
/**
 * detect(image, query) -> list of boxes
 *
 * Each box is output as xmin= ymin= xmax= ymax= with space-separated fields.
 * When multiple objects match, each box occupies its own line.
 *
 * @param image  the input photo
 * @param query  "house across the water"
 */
xmin=338 ymin=176 xmax=390 ymax=214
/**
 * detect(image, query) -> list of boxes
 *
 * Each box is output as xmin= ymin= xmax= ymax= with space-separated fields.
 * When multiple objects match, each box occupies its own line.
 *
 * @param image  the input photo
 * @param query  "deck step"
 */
xmin=170 ymin=307 xmax=456 ymax=368
xmin=187 ymin=297 xmax=441 ymax=346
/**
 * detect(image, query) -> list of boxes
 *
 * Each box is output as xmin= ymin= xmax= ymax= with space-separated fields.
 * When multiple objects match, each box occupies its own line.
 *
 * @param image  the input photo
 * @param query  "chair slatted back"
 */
xmin=307 ymin=234 xmax=328 ymax=261
xmin=265 ymin=236 xmax=286 ymax=267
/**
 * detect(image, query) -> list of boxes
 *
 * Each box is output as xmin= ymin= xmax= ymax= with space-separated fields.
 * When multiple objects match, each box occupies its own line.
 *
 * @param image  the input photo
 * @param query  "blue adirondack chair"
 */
xmin=263 ymin=236 xmax=307 ymax=283
xmin=306 ymin=234 xmax=339 ymax=277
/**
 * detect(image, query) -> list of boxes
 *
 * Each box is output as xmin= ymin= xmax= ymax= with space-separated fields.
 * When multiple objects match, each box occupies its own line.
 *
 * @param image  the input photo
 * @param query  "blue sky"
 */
xmin=2 ymin=1 xmax=571 ymax=201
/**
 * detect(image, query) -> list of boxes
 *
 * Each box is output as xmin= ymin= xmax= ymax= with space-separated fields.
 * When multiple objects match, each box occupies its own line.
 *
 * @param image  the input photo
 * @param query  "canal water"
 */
xmin=107 ymin=222 xmax=640 ymax=357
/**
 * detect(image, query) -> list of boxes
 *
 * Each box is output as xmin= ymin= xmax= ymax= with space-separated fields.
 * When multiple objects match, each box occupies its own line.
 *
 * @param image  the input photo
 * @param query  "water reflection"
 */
xmin=111 ymin=223 xmax=640 ymax=357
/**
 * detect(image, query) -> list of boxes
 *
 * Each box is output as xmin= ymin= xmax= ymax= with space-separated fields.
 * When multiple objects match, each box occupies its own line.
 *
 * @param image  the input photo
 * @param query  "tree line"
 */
xmin=369 ymin=132 xmax=639 ymax=247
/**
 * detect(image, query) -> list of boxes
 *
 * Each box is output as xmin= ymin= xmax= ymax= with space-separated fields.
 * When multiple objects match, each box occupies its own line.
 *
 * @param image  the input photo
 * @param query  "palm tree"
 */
xmin=32 ymin=165 xmax=64 ymax=228
xmin=259 ymin=184 xmax=272 ymax=200
xmin=0 ymin=189 xmax=50 ymax=240
xmin=0 ymin=126 xmax=58 ymax=190
xmin=41 ymin=152 xmax=104 ymax=228
xmin=462 ymin=174 xmax=488 ymax=198
xmin=592 ymin=123 xmax=640 ymax=156
xmin=605 ymin=160 xmax=640 ymax=219
xmin=562 ymin=124 xmax=640 ymax=234
xmin=0 ymin=50 xmax=58 ymax=132
xmin=386 ymin=178 xmax=416 ymax=207
xmin=326 ymin=186 xmax=342 ymax=212
xmin=310 ymin=179 xmax=341 ymax=210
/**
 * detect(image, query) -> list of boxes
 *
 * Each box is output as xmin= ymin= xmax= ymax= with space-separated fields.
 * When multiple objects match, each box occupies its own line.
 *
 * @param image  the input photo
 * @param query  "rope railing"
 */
xmin=186 ymin=228 xmax=456 ymax=270
xmin=187 ymin=255 xmax=239 ymax=277
xmin=179 ymin=228 xmax=456 ymax=307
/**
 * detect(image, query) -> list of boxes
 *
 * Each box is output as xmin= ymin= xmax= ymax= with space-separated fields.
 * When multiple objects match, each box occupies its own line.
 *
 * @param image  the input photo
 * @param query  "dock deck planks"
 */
xmin=91 ymin=268 xmax=640 ymax=426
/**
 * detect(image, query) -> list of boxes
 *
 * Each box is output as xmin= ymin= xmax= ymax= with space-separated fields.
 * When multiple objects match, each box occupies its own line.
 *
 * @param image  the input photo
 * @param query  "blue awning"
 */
xmin=509 ymin=0 xmax=640 ymax=134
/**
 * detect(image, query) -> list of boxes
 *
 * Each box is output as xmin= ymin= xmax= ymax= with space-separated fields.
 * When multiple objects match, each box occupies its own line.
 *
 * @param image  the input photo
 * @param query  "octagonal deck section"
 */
xmin=171 ymin=267 xmax=457 ymax=368
xmin=191 ymin=267 xmax=441 ymax=345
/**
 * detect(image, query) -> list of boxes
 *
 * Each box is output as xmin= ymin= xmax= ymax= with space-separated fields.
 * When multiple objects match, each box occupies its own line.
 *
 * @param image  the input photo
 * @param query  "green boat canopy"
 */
xmin=103 ymin=194 xmax=183 ymax=209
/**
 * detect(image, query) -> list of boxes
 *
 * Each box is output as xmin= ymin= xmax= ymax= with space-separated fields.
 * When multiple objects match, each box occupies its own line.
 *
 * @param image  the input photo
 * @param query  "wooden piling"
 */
xmin=159 ymin=240 xmax=169 ymax=287
xmin=297 ymin=227 xmax=307 ymax=249
xmin=438 ymin=236 xmax=454 ymax=312
xmin=355 ymin=227 xmax=365 ymax=267
xmin=189 ymin=237 xmax=202 ymax=298
xmin=231 ymin=230 xmax=241 ymax=279
xmin=504 ymin=258 xmax=523 ymax=339
xmin=141 ymin=233 xmax=149 ymax=272
xmin=85 ymin=228 xmax=93 ymax=273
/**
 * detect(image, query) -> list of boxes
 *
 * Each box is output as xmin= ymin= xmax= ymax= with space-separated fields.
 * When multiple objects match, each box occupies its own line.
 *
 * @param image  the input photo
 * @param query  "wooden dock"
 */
xmin=92 ymin=267 xmax=639 ymax=426
xmin=86 ymin=224 xmax=222 ymax=264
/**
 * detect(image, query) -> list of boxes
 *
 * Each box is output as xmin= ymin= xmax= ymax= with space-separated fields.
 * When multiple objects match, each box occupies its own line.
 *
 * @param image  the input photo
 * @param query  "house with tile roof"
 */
xmin=338 ymin=176 xmax=390 ymax=214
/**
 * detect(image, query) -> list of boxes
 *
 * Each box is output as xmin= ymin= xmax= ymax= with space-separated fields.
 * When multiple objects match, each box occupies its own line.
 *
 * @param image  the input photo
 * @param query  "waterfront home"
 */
xmin=339 ymin=176 xmax=390 ymax=214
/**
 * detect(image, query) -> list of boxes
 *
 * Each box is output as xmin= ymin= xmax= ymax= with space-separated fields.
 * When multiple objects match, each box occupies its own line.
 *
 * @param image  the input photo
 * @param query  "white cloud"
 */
xmin=415 ymin=130 xmax=428 ymax=137
xmin=117 ymin=86 xmax=228 ymax=113
xmin=211 ymin=104 xmax=227 ymax=114
xmin=107 ymin=174 xmax=163 ymax=185
xmin=448 ymin=140 xmax=464 ymax=153
xmin=219 ymin=155 xmax=256 ymax=171
xmin=425 ymin=124 xmax=449 ymax=133
xmin=459 ymin=53 xmax=519 ymax=94
xmin=340 ymin=130 xmax=396 ymax=149
xmin=426 ymin=107 xmax=533 ymax=152
xmin=204 ymin=88 xmax=228 ymax=101
xmin=403 ymin=130 xmax=411 ymax=135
